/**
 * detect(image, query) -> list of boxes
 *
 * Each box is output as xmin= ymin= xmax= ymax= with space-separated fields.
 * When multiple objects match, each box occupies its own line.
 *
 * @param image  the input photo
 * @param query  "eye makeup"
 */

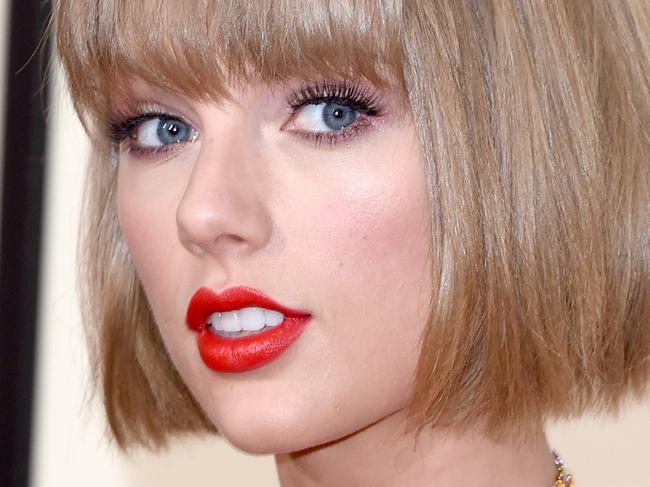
xmin=108 ymin=102 xmax=198 ymax=160
xmin=282 ymin=79 xmax=385 ymax=147
xmin=108 ymin=78 xmax=388 ymax=159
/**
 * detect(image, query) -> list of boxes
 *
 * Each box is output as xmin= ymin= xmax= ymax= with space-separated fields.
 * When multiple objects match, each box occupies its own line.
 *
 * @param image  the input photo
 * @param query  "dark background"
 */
xmin=0 ymin=1 xmax=52 ymax=486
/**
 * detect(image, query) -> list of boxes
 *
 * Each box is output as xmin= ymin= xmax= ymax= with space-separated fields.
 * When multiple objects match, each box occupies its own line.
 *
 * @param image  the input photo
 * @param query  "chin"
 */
xmin=210 ymin=411 xmax=317 ymax=455
xmin=204 ymin=399 xmax=363 ymax=455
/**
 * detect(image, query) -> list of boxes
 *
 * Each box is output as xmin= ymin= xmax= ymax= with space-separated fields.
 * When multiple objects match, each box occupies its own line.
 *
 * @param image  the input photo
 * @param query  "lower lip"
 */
xmin=196 ymin=317 xmax=310 ymax=373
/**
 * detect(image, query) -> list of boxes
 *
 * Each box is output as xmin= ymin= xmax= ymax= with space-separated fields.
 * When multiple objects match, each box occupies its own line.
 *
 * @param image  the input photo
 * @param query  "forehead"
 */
xmin=57 ymin=0 xmax=407 ymax=137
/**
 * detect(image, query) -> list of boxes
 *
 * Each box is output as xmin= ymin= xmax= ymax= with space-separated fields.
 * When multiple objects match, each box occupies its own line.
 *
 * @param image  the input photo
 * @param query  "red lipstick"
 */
xmin=186 ymin=286 xmax=311 ymax=373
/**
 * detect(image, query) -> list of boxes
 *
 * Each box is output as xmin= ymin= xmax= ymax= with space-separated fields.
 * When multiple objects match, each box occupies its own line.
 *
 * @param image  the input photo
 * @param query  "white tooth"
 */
xmin=208 ymin=312 xmax=224 ymax=331
xmin=264 ymin=309 xmax=284 ymax=327
xmin=221 ymin=310 xmax=242 ymax=332
xmin=240 ymin=307 xmax=266 ymax=331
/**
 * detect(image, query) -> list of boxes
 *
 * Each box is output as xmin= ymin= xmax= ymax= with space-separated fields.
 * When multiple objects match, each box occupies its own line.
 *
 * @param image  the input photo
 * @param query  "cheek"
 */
xmin=118 ymin=199 xmax=169 ymax=270
xmin=310 ymin=149 xmax=432 ymax=316
xmin=332 ymin=184 xmax=428 ymax=266
xmin=289 ymin=144 xmax=433 ymax=408
xmin=115 ymin=166 xmax=186 ymax=322
xmin=321 ymin=184 xmax=431 ymax=326
xmin=117 ymin=181 xmax=169 ymax=278
xmin=112 ymin=126 xmax=434 ymax=452
xmin=115 ymin=168 xmax=203 ymax=376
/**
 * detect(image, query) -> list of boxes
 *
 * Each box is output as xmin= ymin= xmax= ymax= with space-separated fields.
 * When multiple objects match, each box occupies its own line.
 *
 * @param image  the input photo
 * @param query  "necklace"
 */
xmin=552 ymin=450 xmax=575 ymax=487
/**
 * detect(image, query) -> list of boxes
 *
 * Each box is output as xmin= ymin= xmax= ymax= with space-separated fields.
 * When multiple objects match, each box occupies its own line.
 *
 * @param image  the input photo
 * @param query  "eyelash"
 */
xmin=109 ymin=106 xmax=189 ymax=159
xmin=286 ymin=80 xmax=383 ymax=147
xmin=108 ymin=79 xmax=384 ymax=157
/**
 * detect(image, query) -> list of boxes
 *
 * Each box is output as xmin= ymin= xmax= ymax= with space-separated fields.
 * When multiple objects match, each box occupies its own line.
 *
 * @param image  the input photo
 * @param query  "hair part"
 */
xmin=55 ymin=0 xmax=650 ymax=450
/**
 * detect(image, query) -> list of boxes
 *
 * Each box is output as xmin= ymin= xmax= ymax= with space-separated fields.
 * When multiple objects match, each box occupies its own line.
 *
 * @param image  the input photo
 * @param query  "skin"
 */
xmin=115 ymin=79 xmax=556 ymax=486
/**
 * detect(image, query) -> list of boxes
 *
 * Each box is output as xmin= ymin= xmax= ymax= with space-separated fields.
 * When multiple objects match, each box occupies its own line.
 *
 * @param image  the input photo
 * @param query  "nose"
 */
xmin=176 ymin=129 xmax=273 ymax=259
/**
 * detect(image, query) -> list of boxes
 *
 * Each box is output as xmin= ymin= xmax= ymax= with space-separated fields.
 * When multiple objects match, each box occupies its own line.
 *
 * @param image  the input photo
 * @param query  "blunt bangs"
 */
xmin=54 ymin=0 xmax=650 ymax=450
xmin=55 ymin=0 xmax=405 ymax=144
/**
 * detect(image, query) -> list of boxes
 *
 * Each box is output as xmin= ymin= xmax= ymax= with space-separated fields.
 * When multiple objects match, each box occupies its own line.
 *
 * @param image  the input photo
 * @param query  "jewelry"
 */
xmin=552 ymin=450 xmax=575 ymax=487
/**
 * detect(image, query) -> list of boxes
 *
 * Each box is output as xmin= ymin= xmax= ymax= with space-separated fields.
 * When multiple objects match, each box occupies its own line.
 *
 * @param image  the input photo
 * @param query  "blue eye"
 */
xmin=294 ymin=101 xmax=360 ymax=133
xmin=321 ymin=102 xmax=358 ymax=131
xmin=134 ymin=116 xmax=196 ymax=148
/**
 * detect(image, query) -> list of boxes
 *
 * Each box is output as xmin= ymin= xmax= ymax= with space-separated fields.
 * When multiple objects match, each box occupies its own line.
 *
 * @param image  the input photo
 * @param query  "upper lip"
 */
xmin=186 ymin=286 xmax=311 ymax=331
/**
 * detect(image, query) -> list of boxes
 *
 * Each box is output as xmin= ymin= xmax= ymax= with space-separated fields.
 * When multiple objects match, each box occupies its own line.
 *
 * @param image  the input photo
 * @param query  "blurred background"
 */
xmin=0 ymin=1 xmax=648 ymax=486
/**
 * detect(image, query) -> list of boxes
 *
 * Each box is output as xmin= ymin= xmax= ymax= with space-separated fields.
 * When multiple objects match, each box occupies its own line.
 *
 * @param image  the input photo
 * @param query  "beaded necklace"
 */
xmin=553 ymin=450 xmax=575 ymax=487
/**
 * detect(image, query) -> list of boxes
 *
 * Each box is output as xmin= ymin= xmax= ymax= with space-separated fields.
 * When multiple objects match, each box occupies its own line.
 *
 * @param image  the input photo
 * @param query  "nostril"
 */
xmin=186 ymin=241 xmax=206 ymax=256
xmin=175 ymin=170 xmax=273 ymax=257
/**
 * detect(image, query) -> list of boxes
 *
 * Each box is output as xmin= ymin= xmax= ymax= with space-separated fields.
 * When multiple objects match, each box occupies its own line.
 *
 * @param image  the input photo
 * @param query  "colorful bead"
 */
xmin=552 ymin=450 xmax=575 ymax=487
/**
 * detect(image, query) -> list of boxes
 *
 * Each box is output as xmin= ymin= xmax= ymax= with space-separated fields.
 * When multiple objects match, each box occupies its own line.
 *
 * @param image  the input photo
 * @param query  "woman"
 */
xmin=53 ymin=1 xmax=650 ymax=485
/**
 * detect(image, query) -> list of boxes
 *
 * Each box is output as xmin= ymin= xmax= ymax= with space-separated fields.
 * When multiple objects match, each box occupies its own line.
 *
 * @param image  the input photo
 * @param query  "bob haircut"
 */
xmin=54 ymin=0 xmax=650 ymax=449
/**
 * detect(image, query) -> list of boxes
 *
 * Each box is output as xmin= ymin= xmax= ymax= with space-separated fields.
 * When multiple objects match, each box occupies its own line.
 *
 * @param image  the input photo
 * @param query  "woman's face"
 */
xmin=115 ymin=77 xmax=433 ymax=453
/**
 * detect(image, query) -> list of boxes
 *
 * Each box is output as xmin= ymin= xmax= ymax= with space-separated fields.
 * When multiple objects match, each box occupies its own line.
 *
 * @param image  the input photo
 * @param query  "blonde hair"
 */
xmin=54 ymin=0 xmax=650 ymax=449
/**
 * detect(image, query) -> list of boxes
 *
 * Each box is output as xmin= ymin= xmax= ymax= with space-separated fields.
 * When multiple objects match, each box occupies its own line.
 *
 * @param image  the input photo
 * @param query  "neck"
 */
xmin=275 ymin=410 xmax=556 ymax=487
